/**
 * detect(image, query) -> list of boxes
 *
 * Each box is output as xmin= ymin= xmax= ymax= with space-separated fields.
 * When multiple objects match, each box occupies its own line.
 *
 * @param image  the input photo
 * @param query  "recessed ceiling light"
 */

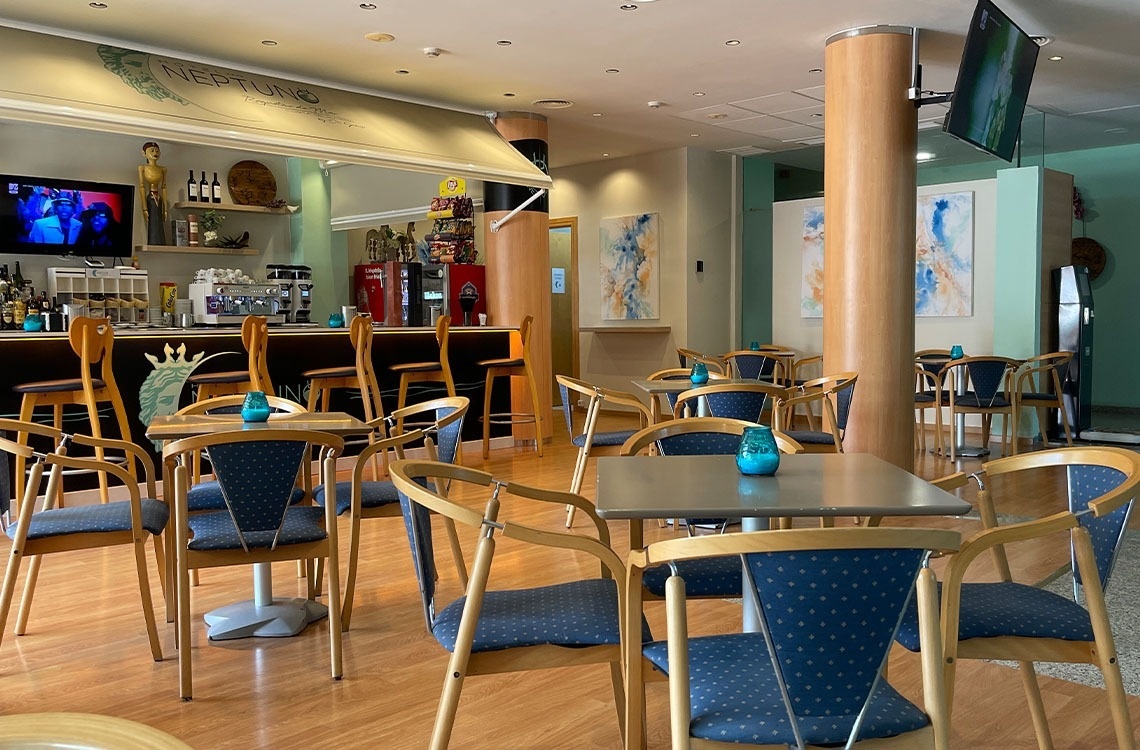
xmin=365 ymin=32 xmax=396 ymax=43
xmin=261 ymin=40 xmax=278 ymax=46
xmin=1048 ymin=55 xmax=1063 ymax=61
xmin=532 ymin=98 xmax=574 ymax=109
xmin=1031 ymin=35 xmax=1053 ymax=46
xmin=395 ymin=69 xmax=410 ymax=75
xmin=620 ymin=3 xmax=638 ymax=9
xmin=808 ymin=67 xmax=823 ymax=74
xmin=359 ymin=3 xmax=377 ymax=9
xmin=496 ymin=40 xmax=512 ymax=46
xmin=605 ymin=68 xmax=620 ymax=74
xmin=503 ymin=92 xmax=516 ymax=97
xmin=602 ymin=153 xmax=610 ymax=157
xmin=706 ymin=113 xmax=729 ymax=119
xmin=690 ymin=133 xmax=699 ymax=137
xmin=88 ymin=2 xmax=107 ymax=7
xmin=725 ymin=39 xmax=741 ymax=46
xmin=692 ymin=91 xmax=706 ymax=97
xmin=916 ymin=151 xmax=935 ymax=161
xmin=592 ymin=112 xmax=603 ymax=117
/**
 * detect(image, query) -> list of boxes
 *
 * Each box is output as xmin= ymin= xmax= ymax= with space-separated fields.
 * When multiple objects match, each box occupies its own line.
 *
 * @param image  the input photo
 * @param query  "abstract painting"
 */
xmin=800 ymin=205 xmax=825 ymax=318
xmin=600 ymin=212 xmax=659 ymax=320
xmin=915 ymin=192 xmax=974 ymax=316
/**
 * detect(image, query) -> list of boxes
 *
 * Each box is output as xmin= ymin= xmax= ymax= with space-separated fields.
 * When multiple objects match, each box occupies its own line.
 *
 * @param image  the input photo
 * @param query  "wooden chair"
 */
xmin=895 ymin=446 xmax=1140 ymax=750
xmin=676 ymin=347 xmax=703 ymax=368
xmin=185 ymin=314 xmax=273 ymax=401
xmin=645 ymin=367 xmax=726 ymax=422
xmin=672 ymin=381 xmax=787 ymax=423
xmin=12 ymin=316 xmax=134 ymax=504
xmin=624 ymin=526 xmax=961 ymax=749
xmin=163 ymin=428 xmax=344 ymax=700
xmin=477 ymin=315 xmax=543 ymax=459
xmin=0 ymin=418 xmax=166 ymax=664
xmin=942 ymin=355 xmax=1019 ymax=461
xmin=303 ymin=314 xmax=384 ymax=422
xmin=772 ymin=372 xmax=858 ymax=453
xmin=556 ymin=374 xmax=651 ymax=527
xmin=722 ymin=350 xmax=786 ymax=384
xmin=0 ymin=713 xmax=193 ymax=750
xmin=389 ymin=459 xmax=641 ymax=750
xmin=390 ymin=314 xmax=456 ymax=432
xmin=1010 ymin=351 xmax=1075 ymax=454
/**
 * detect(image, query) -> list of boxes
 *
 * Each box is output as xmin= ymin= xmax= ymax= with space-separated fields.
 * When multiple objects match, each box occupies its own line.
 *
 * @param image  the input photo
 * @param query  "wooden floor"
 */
xmin=0 ymin=413 xmax=1135 ymax=749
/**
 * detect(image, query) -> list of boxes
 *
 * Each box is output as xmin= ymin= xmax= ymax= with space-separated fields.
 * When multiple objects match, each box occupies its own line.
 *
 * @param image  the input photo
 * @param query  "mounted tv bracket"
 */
xmin=906 ymin=27 xmax=954 ymax=107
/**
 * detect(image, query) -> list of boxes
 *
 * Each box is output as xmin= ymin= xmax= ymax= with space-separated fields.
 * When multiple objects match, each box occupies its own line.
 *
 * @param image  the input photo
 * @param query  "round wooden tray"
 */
xmin=227 ymin=160 xmax=277 ymax=206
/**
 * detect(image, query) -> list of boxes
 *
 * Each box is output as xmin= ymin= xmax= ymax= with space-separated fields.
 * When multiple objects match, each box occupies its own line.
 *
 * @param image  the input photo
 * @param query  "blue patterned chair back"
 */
xmin=702 ymin=390 xmax=769 ymax=423
xmin=206 ymin=440 xmax=309 ymax=550
xmin=966 ymin=360 xmax=1009 ymax=403
xmin=431 ymin=405 xmax=464 ymax=465
xmin=558 ymin=382 xmax=576 ymax=437
xmin=397 ymin=479 xmax=439 ymax=630
xmin=835 ymin=380 xmax=856 ymax=430
xmin=917 ymin=355 xmax=946 ymax=376
xmin=744 ymin=547 xmax=926 ymax=743
xmin=655 ymin=431 xmax=741 ymax=457
xmin=1068 ymin=464 xmax=1133 ymax=593
xmin=734 ymin=354 xmax=777 ymax=381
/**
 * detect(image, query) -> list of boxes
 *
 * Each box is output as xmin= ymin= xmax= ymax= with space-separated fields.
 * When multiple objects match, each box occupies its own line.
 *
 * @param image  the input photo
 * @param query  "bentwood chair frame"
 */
xmin=0 ymin=419 xmax=166 ymax=663
xmin=772 ymin=372 xmax=858 ymax=453
xmin=898 ymin=447 xmax=1140 ymax=750
xmin=13 ymin=316 xmax=134 ymax=505
xmin=163 ymin=428 xmax=345 ymax=700
xmin=478 ymin=314 xmax=544 ymax=459
xmin=623 ymin=527 xmax=961 ymax=750
xmin=942 ymin=355 xmax=1019 ymax=461
xmin=1010 ymin=351 xmax=1075 ymax=454
xmin=186 ymin=314 xmax=273 ymax=401
xmin=389 ymin=459 xmax=637 ymax=750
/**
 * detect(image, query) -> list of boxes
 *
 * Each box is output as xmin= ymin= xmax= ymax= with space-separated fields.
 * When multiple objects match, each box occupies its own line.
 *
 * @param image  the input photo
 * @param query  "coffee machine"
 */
xmin=188 ymin=282 xmax=284 ymax=325
xmin=266 ymin=264 xmax=314 ymax=324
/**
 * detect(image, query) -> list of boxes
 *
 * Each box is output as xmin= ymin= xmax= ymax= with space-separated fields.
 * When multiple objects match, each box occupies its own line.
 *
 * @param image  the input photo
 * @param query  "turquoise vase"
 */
xmin=690 ymin=362 xmax=709 ymax=385
xmin=241 ymin=391 xmax=272 ymax=422
xmin=749 ymin=341 xmax=760 ymax=351
xmin=736 ymin=425 xmax=780 ymax=476
xmin=328 ymin=312 xmax=345 ymax=328
xmin=950 ymin=345 xmax=964 ymax=360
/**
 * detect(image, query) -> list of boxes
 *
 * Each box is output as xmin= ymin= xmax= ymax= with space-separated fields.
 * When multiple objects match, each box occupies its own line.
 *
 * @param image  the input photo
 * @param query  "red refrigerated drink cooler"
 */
xmin=353 ymin=261 xmax=424 ymax=326
xmin=424 ymin=263 xmax=486 ymax=326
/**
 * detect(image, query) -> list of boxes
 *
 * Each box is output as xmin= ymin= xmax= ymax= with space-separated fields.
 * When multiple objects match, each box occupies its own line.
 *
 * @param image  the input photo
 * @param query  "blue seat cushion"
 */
xmin=782 ymin=430 xmax=837 ymax=446
xmin=642 ymin=556 xmax=743 ymax=598
xmin=571 ymin=430 xmax=637 ymax=449
xmin=914 ymin=393 xmax=936 ymax=404
xmin=8 ymin=498 xmax=169 ymax=540
xmin=431 ymin=577 xmax=652 ymax=652
xmin=895 ymin=581 xmax=1095 ymax=651
xmin=952 ymin=395 xmax=1011 ymax=408
xmin=188 ymin=482 xmax=305 ymax=512
xmin=1019 ymin=392 xmax=1057 ymax=402
xmin=643 ymin=633 xmax=929 ymax=745
xmin=313 ymin=479 xmax=399 ymax=516
xmin=186 ymin=505 xmax=326 ymax=550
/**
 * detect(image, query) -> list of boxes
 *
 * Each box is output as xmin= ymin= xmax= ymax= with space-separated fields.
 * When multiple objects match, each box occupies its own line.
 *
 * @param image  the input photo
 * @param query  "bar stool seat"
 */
xmin=390 ymin=315 xmax=455 ymax=432
xmin=13 ymin=378 xmax=104 ymax=394
xmin=186 ymin=315 xmax=271 ymax=401
xmin=478 ymin=315 xmax=542 ymax=459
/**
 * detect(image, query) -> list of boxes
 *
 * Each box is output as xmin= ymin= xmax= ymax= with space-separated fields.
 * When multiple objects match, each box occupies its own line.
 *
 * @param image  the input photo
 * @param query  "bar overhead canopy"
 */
xmin=0 ymin=26 xmax=552 ymax=189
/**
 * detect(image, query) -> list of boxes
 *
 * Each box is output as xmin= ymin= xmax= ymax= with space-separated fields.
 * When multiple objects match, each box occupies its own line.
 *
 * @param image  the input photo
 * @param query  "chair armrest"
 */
xmin=499 ymin=521 xmax=626 ymax=586
xmin=503 ymin=480 xmax=610 ymax=548
xmin=597 ymin=386 xmax=652 ymax=424
xmin=69 ymin=433 xmax=158 ymax=498
xmin=939 ymin=511 xmax=1077 ymax=594
xmin=45 ymin=452 xmax=143 ymax=503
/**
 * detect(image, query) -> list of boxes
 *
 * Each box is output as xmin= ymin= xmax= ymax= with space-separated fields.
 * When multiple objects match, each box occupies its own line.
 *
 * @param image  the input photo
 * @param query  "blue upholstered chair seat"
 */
xmin=642 ymin=556 xmax=743 ymax=598
xmin=895 ymin=581 xmax=1095 ymax=651
xmin=643 ymin=632 xmax=929 ymax=745
xmin=953 ymin=395 xmax=1011 ymax=408
xmin=431 ymin=577 xmax=651 ymax=652
xmin=781 ymin=430 xmax=837 ymax=446
xmin=571 ymin=430 xmax=636 ymax=449
xmin=188 ymin=482 xmax=305 ymax=512
xmin=313 ymin=479 xmax=399 ymax=516
xmin=1018 ymin=392 xmax=1056 ymax=402
xmin=7 ymin=499 xmax=169 ymax=540
xmin=186 ymin=505 xmax=326 ymax=551
xmin=914 ymin=393 xmax=936 ymax=404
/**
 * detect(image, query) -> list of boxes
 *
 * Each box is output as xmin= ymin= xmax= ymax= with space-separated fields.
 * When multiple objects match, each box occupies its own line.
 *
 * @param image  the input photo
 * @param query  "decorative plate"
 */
xmin=227 ymin=160 xmax=277 ymax=206
xmin=1071 ymin=236 xmax=1106 ymax=280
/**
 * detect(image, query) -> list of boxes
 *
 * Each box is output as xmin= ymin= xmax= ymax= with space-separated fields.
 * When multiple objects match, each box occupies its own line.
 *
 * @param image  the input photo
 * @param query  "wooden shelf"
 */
xmin=580 ymin=325 xmax=672 ymax=334
xmin=172 ymin=201 xmax=292 ymax=215
xmin=137 ymin=244 xmax=259 ymax=256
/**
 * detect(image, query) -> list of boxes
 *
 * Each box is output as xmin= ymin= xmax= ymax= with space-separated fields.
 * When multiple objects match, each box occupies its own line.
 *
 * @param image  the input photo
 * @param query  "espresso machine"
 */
xmin=188 ymin=281 xmax=284 ymax=325
xmin=266 ymin=264 xmax=314 ymax=324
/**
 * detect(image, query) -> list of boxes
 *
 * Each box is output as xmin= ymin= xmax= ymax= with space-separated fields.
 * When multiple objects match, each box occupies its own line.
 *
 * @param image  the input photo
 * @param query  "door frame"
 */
xmin=549 ymin=216 xmax=580 ymax=386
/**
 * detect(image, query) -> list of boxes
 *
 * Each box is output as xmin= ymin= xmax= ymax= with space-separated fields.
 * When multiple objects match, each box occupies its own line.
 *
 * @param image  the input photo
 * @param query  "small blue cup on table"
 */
xmin=749 ymin=341 xmax=760 ymax=351
xmin=736 ymin=425 xmax=780 ymax=476
xmin=689 ymin=362 xmax=709 ymax=385
xmin=950 ymin=345 xmax=964 ymax=360
xmin=241 ymin=391 xmax=272 ymax=423
xmin=328 ymin=312 xmax=345 ymax=328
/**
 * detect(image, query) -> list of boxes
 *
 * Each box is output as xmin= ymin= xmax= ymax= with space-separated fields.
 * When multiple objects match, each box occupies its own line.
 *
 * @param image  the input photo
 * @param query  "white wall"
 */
xmin=550 ymin=147 xmax=734 ymax=395
xmin=771 ymin=177 xmax=998 ymax=357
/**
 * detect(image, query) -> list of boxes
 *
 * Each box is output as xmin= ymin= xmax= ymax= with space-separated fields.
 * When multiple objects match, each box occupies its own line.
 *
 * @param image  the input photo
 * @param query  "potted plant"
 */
xmin=199 ymin=209 xmax=226 ymax=246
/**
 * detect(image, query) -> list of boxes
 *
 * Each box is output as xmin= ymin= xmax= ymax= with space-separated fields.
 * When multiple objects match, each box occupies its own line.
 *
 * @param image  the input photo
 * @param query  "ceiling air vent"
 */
xmin=531 ymin=98 xmax=574 ymax=109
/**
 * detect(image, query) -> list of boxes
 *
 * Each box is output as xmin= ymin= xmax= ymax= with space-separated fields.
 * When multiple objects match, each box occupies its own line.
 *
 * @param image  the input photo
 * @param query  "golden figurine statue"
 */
xmin=138 ymin=141 xmax=169 ymax=245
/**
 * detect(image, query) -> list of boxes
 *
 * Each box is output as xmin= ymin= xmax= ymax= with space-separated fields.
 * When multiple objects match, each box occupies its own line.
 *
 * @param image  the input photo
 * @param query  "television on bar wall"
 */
xmin=942 ymin=0 xmax=1040 ymax=162
xmin=0 ymin=174 xmax=135 ymax=258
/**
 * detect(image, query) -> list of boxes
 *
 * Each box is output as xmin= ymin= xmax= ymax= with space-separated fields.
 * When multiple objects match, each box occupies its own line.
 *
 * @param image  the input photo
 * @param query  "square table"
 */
xmin=147 ymin=411 xmax=372 ymax=640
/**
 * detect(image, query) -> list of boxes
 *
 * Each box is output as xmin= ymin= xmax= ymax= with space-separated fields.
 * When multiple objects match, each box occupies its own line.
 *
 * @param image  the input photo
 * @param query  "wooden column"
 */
xmin=823 ymin=26 xmax=917 ymax=469
xmin=484 ymin=112 xmax=552 ymax=446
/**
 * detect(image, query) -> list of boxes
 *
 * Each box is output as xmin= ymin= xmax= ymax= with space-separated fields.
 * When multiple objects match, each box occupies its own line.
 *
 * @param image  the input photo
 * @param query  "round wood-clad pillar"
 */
xmin=484 ymin=112 xmax=552 ymax=446
xmin=823 ymin=26 xmax=917 ymax=469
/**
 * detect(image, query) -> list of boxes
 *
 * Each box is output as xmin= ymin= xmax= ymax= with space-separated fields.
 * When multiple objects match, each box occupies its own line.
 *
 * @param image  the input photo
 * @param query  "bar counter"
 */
xmin=0 ymin=322 xmax=512 ymax=468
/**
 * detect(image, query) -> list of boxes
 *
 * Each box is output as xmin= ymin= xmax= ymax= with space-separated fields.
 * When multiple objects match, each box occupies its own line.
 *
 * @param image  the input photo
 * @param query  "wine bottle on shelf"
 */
xmin=211 ymin=172 xmax=222 ymax=203
xmin=187 ymin=170 xmax=199 ymax=202
xmin=12 ymin=261 xmax=26 ymax=292
xmin=199 ymin=172 xmax=210 ymax=203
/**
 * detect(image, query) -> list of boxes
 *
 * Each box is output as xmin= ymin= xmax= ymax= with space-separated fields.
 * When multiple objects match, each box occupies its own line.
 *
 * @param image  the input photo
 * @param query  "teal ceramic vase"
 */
xmin=736 ymin=425 xmax=780 ymax=476
xmin=241 ymin=391 xmax=272 ymax=422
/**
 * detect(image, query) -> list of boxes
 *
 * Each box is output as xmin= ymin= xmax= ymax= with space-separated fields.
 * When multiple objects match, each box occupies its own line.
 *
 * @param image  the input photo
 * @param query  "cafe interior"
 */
xmin=1 ymin=2 xmax=1140 ymax=748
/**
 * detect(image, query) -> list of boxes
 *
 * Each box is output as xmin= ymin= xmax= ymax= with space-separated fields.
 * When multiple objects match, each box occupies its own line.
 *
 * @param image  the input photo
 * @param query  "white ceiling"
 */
xmin=3 ymin=0 xmax=1139 ymax=169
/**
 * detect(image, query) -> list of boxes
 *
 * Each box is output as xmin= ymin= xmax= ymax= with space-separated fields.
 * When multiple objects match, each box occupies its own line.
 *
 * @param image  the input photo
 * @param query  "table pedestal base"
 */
xmin=204 ymin=598 xmax=328 ymax=641
xmin=947 ymin=445 xmax=990 ymax=458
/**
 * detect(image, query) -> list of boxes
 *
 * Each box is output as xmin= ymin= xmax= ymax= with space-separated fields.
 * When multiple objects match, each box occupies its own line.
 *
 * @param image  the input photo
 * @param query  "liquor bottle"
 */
xmin=211 ymin=172 xmax=223 ymax=203
xmin=187 ymin=170 xmax=199 ymax=202
xmin=12 ymin=261 xmax=26 ymax=292
xmin=1 ymin=301 xmax=14 ymax=330
xmin=199 ymin=172 xmax=210 ymax=203
xmin=0 ymin=265 xmax=9 ymax=302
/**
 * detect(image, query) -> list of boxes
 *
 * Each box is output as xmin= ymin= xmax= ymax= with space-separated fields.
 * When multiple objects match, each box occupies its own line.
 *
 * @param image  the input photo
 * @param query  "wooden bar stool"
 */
xmin=389 ymin=314 xmax=455 ymax=433
xmin=477 ymin=315 xmax=543 ymax=459
xmin=185 ymin=315 xmax=272 ymax=401
xmin=302 ymin=315 xmax=384 ymax=423
xmin=12 ymin=317 xmax=134 ymax=504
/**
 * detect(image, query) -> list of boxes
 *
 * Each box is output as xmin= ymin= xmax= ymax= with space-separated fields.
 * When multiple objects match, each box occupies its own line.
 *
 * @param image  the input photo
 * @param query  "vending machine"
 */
xmin=1053 ymin=265 xmax=1093 ymax=439
xmin=353 ymin=262 xmax=422 ymax=326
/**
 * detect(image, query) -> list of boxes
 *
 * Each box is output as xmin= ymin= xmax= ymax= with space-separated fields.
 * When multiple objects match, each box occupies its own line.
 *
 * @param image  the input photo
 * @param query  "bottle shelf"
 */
xmin=137 ymin=244 xmax=260 ymax=256
xmin=172 ymin=201 xmax=292 ymax=215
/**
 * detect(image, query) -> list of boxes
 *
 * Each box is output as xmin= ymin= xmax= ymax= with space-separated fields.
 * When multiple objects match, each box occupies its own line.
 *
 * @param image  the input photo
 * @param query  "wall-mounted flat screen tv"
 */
xmin=943 ymin=0 xmax=1039 ymax=162
xmin=0 ymin=174 xmax=135 ymax=258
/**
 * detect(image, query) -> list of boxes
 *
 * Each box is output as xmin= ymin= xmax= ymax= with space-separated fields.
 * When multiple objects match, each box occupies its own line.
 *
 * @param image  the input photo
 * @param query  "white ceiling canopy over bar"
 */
xmin=0 ymin=26 xmax=551 ymax=189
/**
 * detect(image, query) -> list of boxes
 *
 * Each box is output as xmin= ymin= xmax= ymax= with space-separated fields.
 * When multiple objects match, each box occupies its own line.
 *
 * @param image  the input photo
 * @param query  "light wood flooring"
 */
xmin=0 ymin=413 xmax=1135 ymax=749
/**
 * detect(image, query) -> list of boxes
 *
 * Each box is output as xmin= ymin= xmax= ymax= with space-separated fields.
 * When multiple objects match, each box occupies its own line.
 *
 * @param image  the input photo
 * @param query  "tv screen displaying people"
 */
xmin=1 ymin=176 xmax=134 ymax=257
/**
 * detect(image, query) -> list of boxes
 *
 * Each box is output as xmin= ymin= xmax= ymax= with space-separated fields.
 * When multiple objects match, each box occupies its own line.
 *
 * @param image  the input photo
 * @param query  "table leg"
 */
xmin=741 ymin=518 xmax=762 ymax=633
xmin=202 ymin=562 xmax=328 ymax=640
